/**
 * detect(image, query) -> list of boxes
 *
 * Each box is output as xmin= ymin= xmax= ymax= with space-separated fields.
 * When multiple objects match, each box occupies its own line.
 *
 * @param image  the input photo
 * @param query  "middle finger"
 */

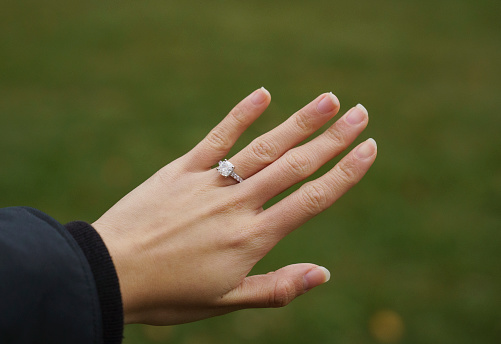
xmin=229 ymin=92 xmax=340 ymax=179
xmin=244 ymin=104 xmax=369 ymax=207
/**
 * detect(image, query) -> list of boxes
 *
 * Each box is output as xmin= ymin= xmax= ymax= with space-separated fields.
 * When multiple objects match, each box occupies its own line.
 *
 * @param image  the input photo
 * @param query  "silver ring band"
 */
xmin=217 ymin=159 xmax=243 ymax=183
xmin=229 ymin=171 xmax=243 ymax=183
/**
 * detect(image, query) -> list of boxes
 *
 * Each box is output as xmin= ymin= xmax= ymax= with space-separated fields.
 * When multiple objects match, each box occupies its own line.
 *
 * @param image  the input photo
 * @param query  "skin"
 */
xmin=92 ymin=88 xmax=377 ymax=326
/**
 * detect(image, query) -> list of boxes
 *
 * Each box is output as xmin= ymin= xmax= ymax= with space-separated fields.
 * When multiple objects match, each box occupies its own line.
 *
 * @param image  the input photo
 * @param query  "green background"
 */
xmin=1 ymin=1 xmax=500 ymax=343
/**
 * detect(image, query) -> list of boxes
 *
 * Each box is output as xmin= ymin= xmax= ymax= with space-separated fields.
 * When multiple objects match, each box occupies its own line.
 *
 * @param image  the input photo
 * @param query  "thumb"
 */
xmin=222 ymin=264 xmax=330 ymax=309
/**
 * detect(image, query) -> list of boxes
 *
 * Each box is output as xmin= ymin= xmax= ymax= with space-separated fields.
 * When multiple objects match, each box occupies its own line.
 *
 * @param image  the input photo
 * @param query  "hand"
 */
xmin=92 ymin=88 xmax=377 ymax=325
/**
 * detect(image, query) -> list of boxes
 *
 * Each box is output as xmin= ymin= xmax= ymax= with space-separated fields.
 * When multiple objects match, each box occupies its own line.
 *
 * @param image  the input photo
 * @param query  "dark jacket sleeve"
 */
xmin=0 ymin=207 xmax=123 ymax=344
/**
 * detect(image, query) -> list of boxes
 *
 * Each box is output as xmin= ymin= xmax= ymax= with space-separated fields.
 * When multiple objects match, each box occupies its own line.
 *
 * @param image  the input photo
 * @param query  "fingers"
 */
xmin=221 ymin=264 xmax=330 ymax=308
xmin=245 ymin=105 xmax=369 ymax=205
xmin=259 ymin=138 xmax=377 ymax=239
xmin=186 ymin=87 xmax=271 ymax=170
xmin=229 ymin=92 xmax=340 ymax=178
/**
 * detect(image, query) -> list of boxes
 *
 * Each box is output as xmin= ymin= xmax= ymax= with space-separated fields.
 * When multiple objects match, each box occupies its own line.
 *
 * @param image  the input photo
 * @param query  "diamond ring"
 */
xmin=217 ymin=159 xmax=243 ymax=183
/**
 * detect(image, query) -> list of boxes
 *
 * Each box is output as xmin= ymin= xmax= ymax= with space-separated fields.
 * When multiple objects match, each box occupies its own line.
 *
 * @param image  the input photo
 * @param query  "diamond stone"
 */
xmin=218 ymin=160 xmax=234 ymax=177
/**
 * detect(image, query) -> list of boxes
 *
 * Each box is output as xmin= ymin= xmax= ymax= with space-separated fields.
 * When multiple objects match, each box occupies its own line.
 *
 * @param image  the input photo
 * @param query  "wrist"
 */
xmin=92 ymin=220 xmax=146 ymax=325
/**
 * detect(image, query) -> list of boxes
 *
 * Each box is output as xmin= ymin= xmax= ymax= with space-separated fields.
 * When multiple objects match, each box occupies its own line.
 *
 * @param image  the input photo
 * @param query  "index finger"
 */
xmin=258 ymin=138 xmax=377 ymax=240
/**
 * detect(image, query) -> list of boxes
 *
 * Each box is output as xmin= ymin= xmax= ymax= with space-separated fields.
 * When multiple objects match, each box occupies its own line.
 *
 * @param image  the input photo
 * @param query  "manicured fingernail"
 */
xmin=316 ymin=92 xmax=339 ymax=114
xmin=355 ymin=138 xmax=377 ymax=159
xmin=346 ymin=106 xmax=366 ymax=125
xmin=304 ymin=266 xmax=331 ymax=291
xmin=251 ymin=87 xmax=269 ymax=105
xmin=356 ymin=103 xmax=368 ymax=116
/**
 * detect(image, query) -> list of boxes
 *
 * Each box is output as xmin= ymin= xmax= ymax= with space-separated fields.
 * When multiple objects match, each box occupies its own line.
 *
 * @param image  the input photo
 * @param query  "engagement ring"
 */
xmin=217 ymin=160 xmax=243 ymax=183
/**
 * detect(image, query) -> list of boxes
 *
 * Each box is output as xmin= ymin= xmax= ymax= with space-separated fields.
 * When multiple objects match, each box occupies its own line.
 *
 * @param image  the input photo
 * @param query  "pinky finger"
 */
xmin=260 ymin=138 xmax=377 ymax=240
xmin=185 ymin=87 xmax=271 ymax=170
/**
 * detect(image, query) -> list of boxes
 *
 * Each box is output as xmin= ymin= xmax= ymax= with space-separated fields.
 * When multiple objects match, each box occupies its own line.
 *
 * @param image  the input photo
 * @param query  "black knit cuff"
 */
xmin=65 ymin=221 xmax=124 ymax=344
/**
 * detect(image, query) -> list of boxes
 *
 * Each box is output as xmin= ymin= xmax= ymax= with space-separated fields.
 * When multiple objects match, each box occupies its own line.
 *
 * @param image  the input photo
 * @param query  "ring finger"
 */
xmin=228 ymin=92 xmax=340 ymax=179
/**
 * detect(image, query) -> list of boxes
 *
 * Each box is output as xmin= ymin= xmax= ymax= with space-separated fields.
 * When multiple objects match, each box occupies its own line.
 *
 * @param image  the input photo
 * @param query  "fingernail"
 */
xmin=355 ymin=138 xmax=377 ymax=159
xmin=303 ymin=266 xmax=331 ymax=291
xmin=251 ymin=87 xmax=269 ymax=105
xmin=346 ymin=107 xmax=366 ymax=125
xmin=316 ymin=92 xmax=339 ymax=114
xmin=356 ymin=103 xmax=368 ymax=116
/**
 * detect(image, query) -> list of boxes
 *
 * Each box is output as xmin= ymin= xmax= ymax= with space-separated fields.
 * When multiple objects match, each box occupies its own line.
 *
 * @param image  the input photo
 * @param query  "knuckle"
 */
xmin=269 ymin=279 xmax=297 ymax=308
xmin=227 ymin=226 xmax=268 ymax=252
xmin=250 ymin=138 xmax=279 ymax=163
xmin=225 ymin=230 xmax=249 ymax=249
xmin=225 ymin=194 xmax=247 ymax=211
xmin=300 ymin=182 xmax=330 ymax=214
xmin=283 ymin=151 xmax=312 ymax=178
xmin=293 ymin=109 xmax=314 ymax=134
xmin=154 ymin=167 xmax=175 ymax=186
xmin=153 ymin=161 xmax=188 ymax=186
xmin=324 ymin=125 xmax=347 ymax=146
xmin=206 ymin=126 xmax=231 ymax=151
xmin=209 ymin=193 xmax=247 ymax=216
xmin=334 ymin=162 xmax=359 ymax=186
xmin=228 ymin=106 xmax=247 ymax=126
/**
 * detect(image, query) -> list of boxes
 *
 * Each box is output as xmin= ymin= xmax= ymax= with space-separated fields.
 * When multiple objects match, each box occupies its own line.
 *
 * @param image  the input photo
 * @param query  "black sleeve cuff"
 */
xmin=65 ymin=221 xmax=124 ymax=344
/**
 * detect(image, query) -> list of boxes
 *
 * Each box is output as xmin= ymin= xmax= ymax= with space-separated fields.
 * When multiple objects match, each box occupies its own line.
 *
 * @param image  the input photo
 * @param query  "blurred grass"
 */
xmin=1 ymin=0 xmax=500 ymax=343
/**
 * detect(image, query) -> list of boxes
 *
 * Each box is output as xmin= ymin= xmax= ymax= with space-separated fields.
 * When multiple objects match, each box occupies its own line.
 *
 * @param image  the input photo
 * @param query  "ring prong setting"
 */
xmin=217 ymin=159 xmax=243 ymax=183
xmin=217 ymin=159 xmax=234 ymax=177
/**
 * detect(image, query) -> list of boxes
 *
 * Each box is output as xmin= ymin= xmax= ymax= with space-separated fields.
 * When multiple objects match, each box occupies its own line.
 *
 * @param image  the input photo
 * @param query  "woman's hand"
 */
xmin=92 ymin=88 xmax=377 ymax=325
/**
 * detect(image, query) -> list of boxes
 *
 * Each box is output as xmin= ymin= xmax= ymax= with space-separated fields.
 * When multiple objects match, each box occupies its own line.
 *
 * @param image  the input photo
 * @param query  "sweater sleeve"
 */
xmin=0 ymin=207 xmax=123 ymax=344
xmin=65 ymin=220 xmax=124 ymax=344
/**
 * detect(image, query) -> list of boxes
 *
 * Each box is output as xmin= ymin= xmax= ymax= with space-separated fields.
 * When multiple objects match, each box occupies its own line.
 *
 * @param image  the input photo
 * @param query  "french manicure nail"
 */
xmin=251 ymin=87 xmax=269 ymax=105
xmin=346 ymin=107 xmax=366 ymax=125
xmin=303 ymin=266 xmax=331 ymax=291
xmin=356 ymin=103 xmax=368 ymax=116
xmin=355 ymin=138 xmax=377 ymax=159
xmin=316 ymin=92 xmax=339 ymax=114
xmin=318 ymin=266 xmax=331 ymax=282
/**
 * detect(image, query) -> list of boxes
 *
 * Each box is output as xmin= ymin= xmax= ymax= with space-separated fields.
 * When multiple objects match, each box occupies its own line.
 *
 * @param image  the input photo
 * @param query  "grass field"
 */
xmin=1 ymin=1 xmax=500 ymax=343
